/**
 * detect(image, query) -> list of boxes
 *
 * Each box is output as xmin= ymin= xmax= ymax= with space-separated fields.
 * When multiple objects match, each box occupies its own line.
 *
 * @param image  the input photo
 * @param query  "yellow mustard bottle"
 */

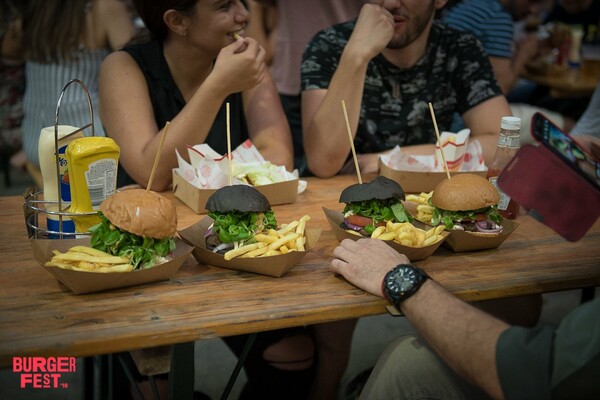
xmin=65 ymin=137 xmax=120 ymax=232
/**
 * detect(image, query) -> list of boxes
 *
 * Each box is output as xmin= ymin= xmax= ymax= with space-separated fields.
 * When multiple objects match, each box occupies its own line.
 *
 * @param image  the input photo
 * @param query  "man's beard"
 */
xmin=386 ymin=1 xmax=436 ymax=50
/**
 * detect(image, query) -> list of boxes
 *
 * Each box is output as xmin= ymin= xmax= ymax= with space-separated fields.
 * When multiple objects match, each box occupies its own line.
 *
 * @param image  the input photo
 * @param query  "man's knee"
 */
xmin=262 ymin=333 xmax=315 ymax=371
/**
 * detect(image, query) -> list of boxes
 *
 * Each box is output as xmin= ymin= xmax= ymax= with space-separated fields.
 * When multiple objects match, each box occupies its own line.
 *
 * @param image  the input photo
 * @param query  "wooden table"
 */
xmin=1 ymin=175 xmax=600 ymax=367
xmin=521 ymin=66 xmax=599 ymax=98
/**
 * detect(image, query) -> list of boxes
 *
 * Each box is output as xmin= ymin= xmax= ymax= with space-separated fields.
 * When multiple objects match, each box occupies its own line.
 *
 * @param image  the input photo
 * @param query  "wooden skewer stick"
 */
xmin=428 ymin=102 xmax=451 ymax=180
xmin=146 ymin=121 xmax=170 ymax=193
xmin=342 ymin=100 xmax=362 ymax=184
xmin=226 ymin=102 xmax=232 ymax=186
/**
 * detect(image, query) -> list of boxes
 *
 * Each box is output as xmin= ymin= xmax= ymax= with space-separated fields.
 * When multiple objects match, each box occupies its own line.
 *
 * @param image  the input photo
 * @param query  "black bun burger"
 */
xmin=90 ymin=189 xmax=177 ymax=269
xmin=431 ymin=174 xmax=503 ymax=235
xmin=339 ymin=176 xmax=411 ymax=236
xmin=205 ymin=185 xmax=277 ymax=253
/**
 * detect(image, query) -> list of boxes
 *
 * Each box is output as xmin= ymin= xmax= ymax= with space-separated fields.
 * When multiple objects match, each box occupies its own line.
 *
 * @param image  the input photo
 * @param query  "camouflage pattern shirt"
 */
xmin=301 ymin=20 xmax=502 ymax=154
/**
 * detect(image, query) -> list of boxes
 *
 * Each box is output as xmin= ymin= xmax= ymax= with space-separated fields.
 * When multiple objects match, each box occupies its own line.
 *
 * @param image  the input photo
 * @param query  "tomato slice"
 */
xmin=346 ymin=215 xmax=373 ymax=227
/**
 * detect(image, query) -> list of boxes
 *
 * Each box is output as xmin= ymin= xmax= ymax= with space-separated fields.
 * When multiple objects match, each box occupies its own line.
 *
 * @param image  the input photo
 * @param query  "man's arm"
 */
xmin=490 ymin=34 xmax=538 ymax=94
xmin=330 ymin=238 xmax=509 ymax=399
xmin=302 ymin=4 xmax=394 ymax=178
xmin=462 ymin=95 xmax=511 ymax=166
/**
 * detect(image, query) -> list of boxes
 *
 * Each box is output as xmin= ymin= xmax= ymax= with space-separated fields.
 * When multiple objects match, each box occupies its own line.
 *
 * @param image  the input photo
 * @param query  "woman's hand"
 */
xmin=210 ymin=37 xmax=267 ymax=95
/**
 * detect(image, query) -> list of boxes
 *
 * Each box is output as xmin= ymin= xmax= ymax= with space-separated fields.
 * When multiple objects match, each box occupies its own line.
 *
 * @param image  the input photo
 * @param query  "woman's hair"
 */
xmin=132 ymin=0 xmax=198 ymax=43
xmin=22 ymin=0 xmax=89 ymax=63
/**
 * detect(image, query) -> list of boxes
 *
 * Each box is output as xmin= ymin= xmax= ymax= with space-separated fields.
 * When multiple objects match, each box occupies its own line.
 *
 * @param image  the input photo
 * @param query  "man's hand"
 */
xmin=210 ymin=37 xmax=267 ymax=95
xmin=330 ymin=238 xmax=410 ymax=297
xmin=345 ymin=2 xmax=394 ymax=64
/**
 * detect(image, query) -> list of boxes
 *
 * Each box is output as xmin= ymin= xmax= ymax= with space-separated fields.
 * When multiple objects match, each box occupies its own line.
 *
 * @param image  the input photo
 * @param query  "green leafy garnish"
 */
xmin=431 ymin=206 xmax=502 ymax=230
xmin=343 ymin=198 xmax=412 ymax=225
xmin=207 ymin=210 xmax=277 ymax=244
xmin=89 ymin=213 xmax=175 ymax=269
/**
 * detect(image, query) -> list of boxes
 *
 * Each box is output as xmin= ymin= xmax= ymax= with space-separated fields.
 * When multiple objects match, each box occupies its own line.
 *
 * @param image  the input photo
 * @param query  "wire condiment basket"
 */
xmin=23 ymin=79 xmax=99 ymax=239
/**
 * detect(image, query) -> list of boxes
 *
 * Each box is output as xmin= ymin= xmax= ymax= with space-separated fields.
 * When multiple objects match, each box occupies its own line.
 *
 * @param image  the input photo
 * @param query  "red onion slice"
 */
xmin=475 ymin=220 xmax=503 ymax=234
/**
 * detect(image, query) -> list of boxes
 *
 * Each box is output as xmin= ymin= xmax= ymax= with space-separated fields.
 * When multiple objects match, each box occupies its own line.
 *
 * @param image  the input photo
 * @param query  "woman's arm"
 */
xmin=99 ymin=52 xmax=228 ymax=190
xmin=243 ymin=71 xmax=293 ymax=170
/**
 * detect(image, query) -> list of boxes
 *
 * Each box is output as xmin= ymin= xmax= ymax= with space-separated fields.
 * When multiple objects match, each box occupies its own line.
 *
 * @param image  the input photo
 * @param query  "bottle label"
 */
xmin=489 ymin=177 xmax=511 ymax=211
xmin=497 ymin=135 xmax=520 ymax=148
xmin=84 ymin=158 xmax=118 ymax=208
xmin=58 ymin=144 xmax=72 ymax=202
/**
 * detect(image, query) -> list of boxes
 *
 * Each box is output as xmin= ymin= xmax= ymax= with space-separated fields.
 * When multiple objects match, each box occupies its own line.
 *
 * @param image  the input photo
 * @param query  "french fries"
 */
xmin=224 ymin=215 xmax=311 ymax=260
xmin=405 ymin=192 xmax=435 ymax=224
xmin=45 ymin=246 xmax=134 ymax=273
xmin=371 ymin=221 xmax=445 ymax=248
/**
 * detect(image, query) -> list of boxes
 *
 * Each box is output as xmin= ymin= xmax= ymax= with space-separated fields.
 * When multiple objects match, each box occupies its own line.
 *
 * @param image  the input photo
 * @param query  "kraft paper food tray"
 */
xmin=178 ymin=217 xmax=320 ymax=277
xmin=173 ymin=169 xmax=299 ymax=214
xmin=378 ymin=160 xmax=487 ymax=193
xmin=323 ymin=208 xmax=448 ymax=261
xmin=443 ymin=219 xmax=519 ymax=252
xmin=31 ymin=237 xmax=193 ymax=294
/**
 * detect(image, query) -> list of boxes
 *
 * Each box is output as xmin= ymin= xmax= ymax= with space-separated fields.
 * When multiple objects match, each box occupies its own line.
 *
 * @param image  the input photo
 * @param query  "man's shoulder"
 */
xmin=444 ymin=0 xmax=511 ymax=24
xmin=311 ymin=20 xmax=355 ymax=44
xmin=431 ymin=22 xmax=483 ymax=50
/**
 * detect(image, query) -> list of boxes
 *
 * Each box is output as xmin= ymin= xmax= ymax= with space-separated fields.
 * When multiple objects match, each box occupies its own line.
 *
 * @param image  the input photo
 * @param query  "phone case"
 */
xmin=498 ymin=144 xmax=600 ymax=242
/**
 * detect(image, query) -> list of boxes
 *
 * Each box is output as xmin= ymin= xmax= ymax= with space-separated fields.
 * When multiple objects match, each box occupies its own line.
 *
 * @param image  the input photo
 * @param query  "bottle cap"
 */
xmin=501 ymin=116 xmax=521 ymax=131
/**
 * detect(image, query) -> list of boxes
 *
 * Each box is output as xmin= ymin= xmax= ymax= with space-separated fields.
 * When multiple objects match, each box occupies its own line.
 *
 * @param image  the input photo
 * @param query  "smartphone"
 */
xmin=531 ymin=112 xmax=600 ymax=190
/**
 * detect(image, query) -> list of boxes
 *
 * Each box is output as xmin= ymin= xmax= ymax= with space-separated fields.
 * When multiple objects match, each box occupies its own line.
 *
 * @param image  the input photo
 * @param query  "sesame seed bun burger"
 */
xmin=431 ymin=174 xmax=503 ymax=235
xmin=339 ymin=176 xmax=412 ymax=236
xmin=204 ymin=185 xmax=277 ymax=253
xmin=90 ymin=189 xmax=177 ymax=269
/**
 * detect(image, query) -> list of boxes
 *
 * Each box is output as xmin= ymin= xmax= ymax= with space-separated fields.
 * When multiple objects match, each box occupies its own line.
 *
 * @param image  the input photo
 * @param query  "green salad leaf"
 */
xmin=343 ymin=198 xmax=412 ymax=235
xmin=207 ymin=210 xmax=277 ymax=244
xmin=89 ymin=213 xmax=176 ymax=269
xmin=431 ymin=205 xmax=502 ymax=230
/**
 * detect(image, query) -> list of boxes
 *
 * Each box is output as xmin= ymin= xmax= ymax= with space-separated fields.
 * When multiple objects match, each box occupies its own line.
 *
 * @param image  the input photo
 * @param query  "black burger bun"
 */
xmin=100 ymin=189 xmax=177 ymax=239
xmin=206 ymin=185 xmax=271 ymax=213
xmin=432 ymin=174 xmax=499 ymax=211
xmin=339 ymin=176 xmax=405 ymax=203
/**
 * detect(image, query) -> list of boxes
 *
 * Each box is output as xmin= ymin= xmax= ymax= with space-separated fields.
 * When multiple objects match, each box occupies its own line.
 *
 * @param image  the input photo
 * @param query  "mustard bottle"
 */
xmin=65 ymin=137 xmax=120 ymax=232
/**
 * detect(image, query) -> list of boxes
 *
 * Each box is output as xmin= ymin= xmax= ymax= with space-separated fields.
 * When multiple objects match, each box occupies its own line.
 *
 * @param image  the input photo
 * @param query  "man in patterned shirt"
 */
xmin=300 ymin=0 xmax=511 ymax=178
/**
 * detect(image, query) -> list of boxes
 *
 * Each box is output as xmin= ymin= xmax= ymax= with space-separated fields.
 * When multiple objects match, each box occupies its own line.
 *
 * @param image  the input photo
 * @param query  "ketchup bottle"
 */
xmin=486 ymin=116 xmax=521 ymax=219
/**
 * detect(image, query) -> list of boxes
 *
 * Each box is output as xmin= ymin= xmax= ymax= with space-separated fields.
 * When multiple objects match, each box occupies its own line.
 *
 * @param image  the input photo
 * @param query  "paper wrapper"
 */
xmin=442 ymin=220 xmax=519 ymax=252
xmin=175 ymin=139 xmax=302 ymax=190
xmin=434 ymin=129 xmax=471 ymax=171
xmin=322 ymin=208 xmax=448 ymax=261
xmin=173 ymin=140 xmax=305 ymax=213
xmin=178 ymin=218 xmax=321 ymax=277
xmin=31 ymin=237 xmax=193 ymax=294
xmin=379 ymin=141 xmax=487 ymax=193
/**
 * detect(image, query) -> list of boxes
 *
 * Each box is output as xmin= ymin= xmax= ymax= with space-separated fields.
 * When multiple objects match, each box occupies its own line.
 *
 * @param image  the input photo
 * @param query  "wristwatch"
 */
xmin=382 ymin=264 xmax=429 ymax=309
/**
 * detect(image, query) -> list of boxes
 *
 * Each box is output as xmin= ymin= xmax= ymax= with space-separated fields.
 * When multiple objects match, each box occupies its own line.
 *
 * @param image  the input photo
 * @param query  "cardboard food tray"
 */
xmin=31 ymin=237 xmax=193 ymax=294
xmin=173 ymin=169 xmax=299 ymax=214
xmin=442 ymin=219 xmax=519 ymax=252
xmin=178 ymin=217 xmax=320 ymax=277
xmin=323 ymin=208 xmax=448 ymax=261
xmin=378 ymin=160 xmax=487 ymax=193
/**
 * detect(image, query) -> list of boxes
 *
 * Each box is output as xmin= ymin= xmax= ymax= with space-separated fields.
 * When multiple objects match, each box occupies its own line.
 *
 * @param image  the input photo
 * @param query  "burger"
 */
xmin=89 ymin=189 xmax=178 ymax=269
xmin=204 ymin=185 xmax=277 ymax=253
xmin=339 ymin=176 xmax=411 ymax=236
xmin=430 ymin=174 xmax=503 ymax=235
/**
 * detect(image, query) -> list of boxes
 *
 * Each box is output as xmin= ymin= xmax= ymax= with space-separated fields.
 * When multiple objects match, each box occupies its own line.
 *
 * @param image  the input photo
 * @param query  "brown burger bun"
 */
xmin=431 ymin=174 xmax=499 ymax=211
xmin=100 ymin=189 xmax=177 ymax=239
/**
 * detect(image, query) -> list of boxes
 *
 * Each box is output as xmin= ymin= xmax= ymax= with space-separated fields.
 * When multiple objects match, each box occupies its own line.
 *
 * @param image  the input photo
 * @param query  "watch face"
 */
xmin=387 ymin=267 xmax=417 ymax=295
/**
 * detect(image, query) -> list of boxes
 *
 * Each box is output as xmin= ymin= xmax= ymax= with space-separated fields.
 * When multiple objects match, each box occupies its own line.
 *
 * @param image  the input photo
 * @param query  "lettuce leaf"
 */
xmin=89 ymin=213 xmax=175 ymax=269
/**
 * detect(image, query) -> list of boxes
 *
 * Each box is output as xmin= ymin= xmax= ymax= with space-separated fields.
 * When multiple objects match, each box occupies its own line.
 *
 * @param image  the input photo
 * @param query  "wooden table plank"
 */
xmin=1 ymin=176 xmax=599 ymax=367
